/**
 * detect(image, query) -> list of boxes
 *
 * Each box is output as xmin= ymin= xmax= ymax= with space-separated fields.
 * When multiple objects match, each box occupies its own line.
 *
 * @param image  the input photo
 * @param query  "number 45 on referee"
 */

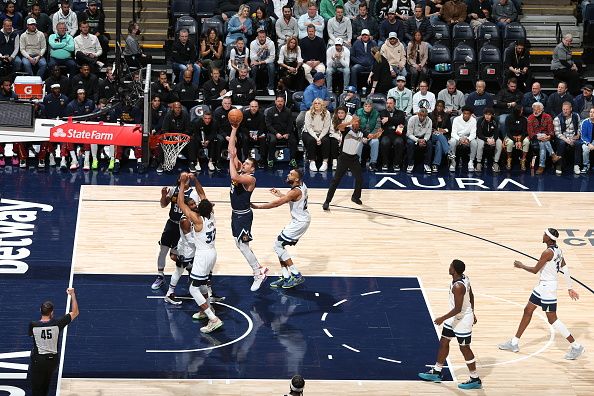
xmin=28 ymin=288 xmax=79 ymax=396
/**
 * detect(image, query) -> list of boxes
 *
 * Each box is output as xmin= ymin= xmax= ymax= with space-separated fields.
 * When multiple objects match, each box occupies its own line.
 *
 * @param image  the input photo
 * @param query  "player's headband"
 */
xmin=544 ymin=229 xmax=557 ymax=241
xmin=290 ymin=383 xmax=304 ymax=392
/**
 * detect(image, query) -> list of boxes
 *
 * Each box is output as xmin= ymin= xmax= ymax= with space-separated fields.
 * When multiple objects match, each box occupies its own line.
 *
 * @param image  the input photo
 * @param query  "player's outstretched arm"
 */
xmin=514 ymin=249 xmax=552 ymax=274
xmin=177 ymin=174 xmax=201 ymax=225
xmin=160 ymin=186 xmax=171 ymax=208
xmin=228 ymin=125 xmax=242 ymax=171
xmin=251 ymin=188 xmax=301 ymax=210
xmin=189 ymin=173 xmax=207 ymax=201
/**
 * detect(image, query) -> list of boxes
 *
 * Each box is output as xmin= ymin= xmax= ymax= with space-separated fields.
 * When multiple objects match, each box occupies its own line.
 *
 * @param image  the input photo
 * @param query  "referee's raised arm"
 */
xmin=67 ymin=288 xmax=79 ymax=320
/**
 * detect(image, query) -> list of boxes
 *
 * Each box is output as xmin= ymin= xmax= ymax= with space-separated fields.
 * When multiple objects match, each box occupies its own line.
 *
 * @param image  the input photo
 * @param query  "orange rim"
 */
xmin=159 ymin=133 xmax=191 ymax=144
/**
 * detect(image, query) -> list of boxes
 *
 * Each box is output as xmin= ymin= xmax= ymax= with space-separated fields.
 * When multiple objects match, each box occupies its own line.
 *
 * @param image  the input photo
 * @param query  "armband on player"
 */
xmin=562 ymin=265 xmax=574 ymax=290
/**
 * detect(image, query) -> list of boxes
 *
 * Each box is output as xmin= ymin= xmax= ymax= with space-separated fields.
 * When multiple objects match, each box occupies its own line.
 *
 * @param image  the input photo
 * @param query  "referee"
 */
xmin=323 ymin=116 xmax=377 ymax=210
xmin=29 ymin=288 xmax=79 ymax=396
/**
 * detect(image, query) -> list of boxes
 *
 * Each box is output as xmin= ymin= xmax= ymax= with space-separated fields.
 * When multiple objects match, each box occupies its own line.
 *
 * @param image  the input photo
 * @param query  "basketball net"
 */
xmin=159 ymin=133 xmax=190 ymax=171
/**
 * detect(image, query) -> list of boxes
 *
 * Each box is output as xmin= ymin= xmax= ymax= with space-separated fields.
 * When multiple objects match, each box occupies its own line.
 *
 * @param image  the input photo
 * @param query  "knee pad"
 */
xmin=189 ymin=285 xmax=207 ymax=305
xmin=274 ymin=239 xmax=291 ymax=261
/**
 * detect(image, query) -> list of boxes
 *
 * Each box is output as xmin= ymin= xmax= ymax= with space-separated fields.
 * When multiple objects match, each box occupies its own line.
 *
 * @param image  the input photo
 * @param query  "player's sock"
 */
xmin=434 ymin=363 xmax=443 ymax=373
xmin=91 ymin=144 xmax=98 ymax=159
xmin=204 ymin=307 xmax=216 ymax=320
xmin=571 ymin=341 xmax=582 ymax=349
xmin=69 ymin=150 xmax=77 ymax=162
xmin=288 ymin=265 xmax=299 ymax=275
xmin=469 ymin=371 xmax=479 ymax=379
xmin=511 ymin=337 xmax=520 ymax=346
xmin=168 ymin=266 xmax=183 ymax=295
xmin=157 ymin=245 xmax=169 ymax=272
xmin=281 ymin=266 xmax=290 ymax=279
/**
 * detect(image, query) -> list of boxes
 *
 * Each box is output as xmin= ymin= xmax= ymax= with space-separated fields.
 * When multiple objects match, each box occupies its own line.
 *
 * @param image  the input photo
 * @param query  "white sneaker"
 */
xmin=70 ymin=160 xmax=79 ymax=170
xmin=83 ymin=158 xmax=90 ymax=171
xmin=195 ymin=162 xmax=201 ymax=172
xmin=319 ymin=161 xmax=328 ymax=171
xmin=164 ymin=293 xmax=182 ymax=305
xmin=38 ymin=159 xmax=46 ymax=168
xmin=332 ymin=159 xmax=338 ymax=170
xmin=574 ymin=165 xmax=581 ymax=175
xmin=449 ymin=159 xmax=456 ymax=172
xmin=19 ymin=159 xmax=26 ymax=168
xmin=565 ymin=344 xmax=585 ymax=360
xmin=423 ymin=164 xmax=431 ymax=173
xmin=250 ymin=267 xmax=269 ymax=292
xmin=468 ymin=160 xmax=474 ymax=171
xmin=193 ymin=307 xmax=215 ymax=320
xmin=309 ymin=161 xmax=317 ymax=171
xmin=498 ymin=339 xmax=519 ymax=353
xmin=208 ymin=161 xmax=215 ymax=171
xmin=49 ymin=154 xmax=56 ymax=167
xmin=406 ymin=164 xmax=414 ymax=173
xmin=200 ymin=317 xmax=223 ymax=333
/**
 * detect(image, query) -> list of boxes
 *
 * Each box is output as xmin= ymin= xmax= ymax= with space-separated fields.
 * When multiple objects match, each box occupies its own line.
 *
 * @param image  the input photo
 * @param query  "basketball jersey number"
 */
xmin=206 ymin=229 xmax=217 ymax=244
xmin=41 ymin=329 xmax=53 ymax=340
xmin=303 ymin=198 xmax=308 ymax=210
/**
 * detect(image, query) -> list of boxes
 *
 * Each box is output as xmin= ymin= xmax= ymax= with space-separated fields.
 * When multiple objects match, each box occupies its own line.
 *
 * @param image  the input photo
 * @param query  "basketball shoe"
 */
xmin=565 ymin=344 xmax=585 ymax=360
xmin=498 ymin=339 xmax=519 ymax=352
xmin=418 ymin=368 xmax=442 ymax=382
xmin=282 ymin=273 xmax=304 ymax=288
xmin=458 ymin=377 xmax=482 ymax=389
xmin=151 ymin=275 xmax=164 ymax=290
xmin=200 ymin=317 xmax=223 ymax=333
xmin=250 ymin=267 xmax=269 ymax=291
xmin=164 ymin=293 xmax=182 ymax=305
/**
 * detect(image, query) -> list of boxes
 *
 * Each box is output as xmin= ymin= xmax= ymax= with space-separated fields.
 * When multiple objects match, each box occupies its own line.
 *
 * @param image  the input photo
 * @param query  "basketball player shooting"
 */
xmin=227 ymin=119 xmax=269 ymax=291
xmin=251 ymin=168 xmax=310 ymax=289
xmin=152 ymin=172 xmax=205 ymax=290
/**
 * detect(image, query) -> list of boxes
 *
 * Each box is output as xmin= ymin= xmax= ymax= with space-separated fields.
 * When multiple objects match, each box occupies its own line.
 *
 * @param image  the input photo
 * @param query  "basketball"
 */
xmin=228 ymin=108 xmax=243 ymax=127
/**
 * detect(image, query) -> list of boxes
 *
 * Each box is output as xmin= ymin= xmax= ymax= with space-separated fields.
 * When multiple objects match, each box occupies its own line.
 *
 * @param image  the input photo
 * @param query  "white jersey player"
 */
xmin=251 ymin=168 xmax=310 ymax=289
xmin=499 ymin=228 xmax=584 ymax=360
xmin=419 ymin=259 xmax=482 ymax=390
xmin=176 ymin=174 xmax=223 ymax=334
xmin=164 ymin=203 xmax=197 ymax=305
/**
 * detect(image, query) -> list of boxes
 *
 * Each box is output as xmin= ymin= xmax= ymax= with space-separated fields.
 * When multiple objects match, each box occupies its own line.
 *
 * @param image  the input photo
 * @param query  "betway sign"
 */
xmin=50 ymin=118 xmax=142 ymax=146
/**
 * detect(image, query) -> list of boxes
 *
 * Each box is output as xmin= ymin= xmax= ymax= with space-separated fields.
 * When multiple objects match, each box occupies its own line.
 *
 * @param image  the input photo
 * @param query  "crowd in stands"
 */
xmin=1 ymin=0 xmax=593 ymax=177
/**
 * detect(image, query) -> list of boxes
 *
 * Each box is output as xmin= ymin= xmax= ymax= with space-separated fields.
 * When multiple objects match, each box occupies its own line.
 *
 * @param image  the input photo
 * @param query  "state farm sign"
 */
xmin=50 ymin=119 xmax=142 ymax=146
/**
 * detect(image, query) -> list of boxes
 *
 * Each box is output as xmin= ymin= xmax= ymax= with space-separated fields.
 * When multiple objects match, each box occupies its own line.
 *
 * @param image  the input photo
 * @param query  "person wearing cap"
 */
xmin=275 ymin=5 xmax=298 ymax=47
xmin=299 ymin=24 xmax=326 ymax=84
xmin=78 ymin=0 xmax=109 ymax=61
xmin=297 ymin=2 xmax=324 ymax=39
xmin=352 ymin=2 xmax=378 ymax=40
xmin=387 ymin=75 xmax=413 ymax=117
xmin=325 ymin=36 xmax=350 ymax=93
xmin=296 ymin=71 xmax=331 ymax=134
xmin=20 ymin=17 xmax=47 ymax=77
xmin=26 ymin=4 xmax=52 ymax=36
xmin=379 ymin=7 xmax=405 ymax=46
xmin=52 ymin=0 xmax=78 ymax=36
xmin=573 ymin=84 xmax=594 ymax=120
xmin=380 ymin=31 xmax=407 ymax=81
xmin=553 ymin=101 xmax=582 ymax=175
xmin=338 ymin=85 xmax=360 ymax=115
xmin=74 ymin=20 xmax=103 ymax=72
xmin=28 ymin=288 xmax=79 ymax=396
xmin=404 ymin=4 xmax=433 ymax=43
xmin=327 ymin=4 xmax=352 ymax=47
xmin=406 ymin=107 xmax=433 ymax=173
xmin=504 ymin=40 xmax=531 ymax=91
xmin=249 ymin=26 xmax=276 ymax=95
xmin=284 ymin=374 xmax=305 ymax=396
xmin=350 ymin=28 xmax=376 ymax=89
xmin=0 ymin=19 xmax=22 ymax=74
xmin=48 ymin=21 xmax=77 ymax=75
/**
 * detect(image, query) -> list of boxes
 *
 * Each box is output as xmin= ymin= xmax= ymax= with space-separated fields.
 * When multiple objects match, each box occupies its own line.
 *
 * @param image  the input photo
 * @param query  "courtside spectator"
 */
xmin=296 ymin=71 xmax=330 ymax=133
xmin=78 ymin=0 xmax=108 ymax=61
xmin=388 ymin=75 xmax=413 ymax=117
xmin=228 ymin=37 xmax=249 ymax=80
xmin=327 ymin=5 xmax=351 ymax=46
xmin=356 ymin=99 xmax=381 ymax=170
xmin=546 ymin=81 xmax=574 ymax=117
xmin=300 ymin=24 xmax=326 ymax=83
xmin=494 ymin=77 xmax=522 ymax=138
xmin=350 ymin=28 xmax=376 ymax=89
xmin=276 ymin=5 xmax=299 ymax=47
xmin=0 ymin=19 xmax=21 ymax=75
xmin=504 ymin=104 xmax=529 ymax=171
xmin=249 ymin=27 xmax=276 ymax=95
xmin=437 ymin=80 xmax=465 ymax=117
xmin=573 ymin=84 xmax=593 ymax=120
xmin=369 ymin=46 xmax=392 ymax=94
xmin=303 ymin=97 xmax=332 ymax=171
xmin=474 ymin=107 xmax=503 ymax=172
xmin=265 ymin=94 xmax=297 ymax=168
xmin=225 ymin=4 xmax=252 ymax=45
xmin=466 ymin=80 xmax=494 ymax=117
xmin=379 ymin=7 xmax=405 ymax=45
xmin=74 ymin=20 xmax=103 ymax=72
xmin=320 ymin=0 xmax=343 ymax=21
xmin=344 ymin=0 xmax=360 ymax=20
xmin=412 ymin=80 xmax=436 ymax=113
xmin=440 ymin=0 xmax=467 ymax=26
xmin=171 ymin=28 xmax=200 ymax=85
xmin=527 ymin=102 xmax=557 ymax=174
xmin=449 ymin=106 xmax=476 ymax=171
xmin=553 ymin=101 xmax=582 ymax=175
xmin=21 ymin=18 xmax=48 ymax=78
xmin=578 ymin=108 xmax=594 ymax=173
xmin=504 ymin=41 xmax=530 ymax=91
xmin=0 ymin=1 xmax=22 ymax=30
xmin=430 ymin=99 xmax=451 ymax=172
xmin=552 ymin=34 xmax=582 ymax=96
xmin=26 ymin=3 xmax=51 ymax=36
xmin=492 ymin=0 xmax=517 ymax=36
xmin=278 ymin=36 xmax=305 ymax=91
xmin=298 ymin=2 xmax=324 ymax=39
xmin=379 ymin=96 xmax=406 ymax=171
xmin=522 ymin=82 xmax=547 ymax=116
xmin=326 ymin=37 xmax=350 ymax=93
xmin=381 ymin=32 xmax=407 ymax=80
xmin=405 ymin=4 xmax=433 ymax=43
xmin=200 ymin=28 xmax=223 ymax=73
xmin=338 ymin=85 xmax=360 ymax=114
xmin=48 ymin=21 xmax=76 ymax=75
xmin=352 ymin=2 xmax=378 ymax=40
xmin=52 ymin=0 xmax=78 ymax=36
xmin=406 ymin=107 xmax=433 ymax=173
xmin=123 ymin=21 xmax=151 ymax=68
xmin=173 ymin=69 xmax=199 ymax=106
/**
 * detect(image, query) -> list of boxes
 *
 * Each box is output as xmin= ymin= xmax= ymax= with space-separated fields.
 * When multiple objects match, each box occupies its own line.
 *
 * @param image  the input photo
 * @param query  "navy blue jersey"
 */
xmin=168 ymin=186 xmax=198 ymax=223
xmin=230 ymin=173 xmax=254 ymax=212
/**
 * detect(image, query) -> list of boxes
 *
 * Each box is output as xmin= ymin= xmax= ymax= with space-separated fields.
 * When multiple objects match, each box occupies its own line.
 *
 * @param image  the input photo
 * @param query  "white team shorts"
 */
xmin=278 ymin=219 xmax=310 ymax=245
xmin=443 ymin=313 xmax=474 ymax=345
xmin=529 ymin=281 xmax=558 ymax=311
xmin=189 ymin=248 xmax=217 ymax=282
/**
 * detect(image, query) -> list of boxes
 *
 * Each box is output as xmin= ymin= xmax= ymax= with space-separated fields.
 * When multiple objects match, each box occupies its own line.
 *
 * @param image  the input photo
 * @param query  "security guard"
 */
xmin=28 ymin=288 xmax=79 ymax=396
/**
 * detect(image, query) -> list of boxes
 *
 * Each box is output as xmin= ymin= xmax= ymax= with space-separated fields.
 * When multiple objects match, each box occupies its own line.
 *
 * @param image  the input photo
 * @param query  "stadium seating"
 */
xmin=452 ymin=43 xmax=477 ymax=83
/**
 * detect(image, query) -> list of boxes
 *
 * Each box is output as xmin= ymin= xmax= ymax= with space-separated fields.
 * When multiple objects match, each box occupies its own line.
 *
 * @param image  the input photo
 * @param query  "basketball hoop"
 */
xmin=153 ymin=133 xmax=191 ymax=171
